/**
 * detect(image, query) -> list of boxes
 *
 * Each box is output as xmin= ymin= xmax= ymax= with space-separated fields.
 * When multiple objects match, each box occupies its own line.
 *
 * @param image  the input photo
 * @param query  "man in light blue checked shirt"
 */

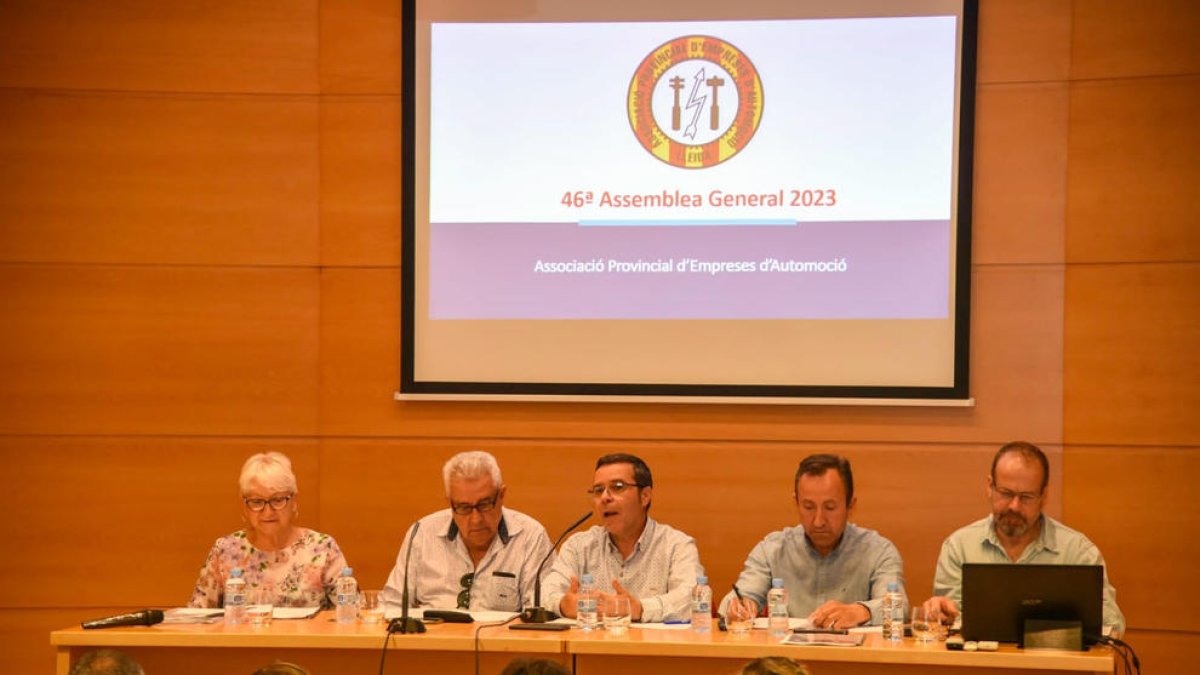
xmin=541 ymin=453 xmax=704 ymax=623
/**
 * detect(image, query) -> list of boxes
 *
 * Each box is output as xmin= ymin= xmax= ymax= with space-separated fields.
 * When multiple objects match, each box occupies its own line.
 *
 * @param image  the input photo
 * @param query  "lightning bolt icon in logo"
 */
xmin=682 ymin=68 xmax=708 ymax=140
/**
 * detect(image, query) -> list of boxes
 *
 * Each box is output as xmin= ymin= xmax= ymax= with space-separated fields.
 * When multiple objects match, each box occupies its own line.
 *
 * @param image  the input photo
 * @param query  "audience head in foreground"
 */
xmin=382 ymin=450 xmax=553 ymax=612
xmin=499 ymin=657 xmax=571 ymax=675
xmin=188 ymin=451 xmax=348 ymax=609
xmin=720 ymin=453 xmax=907 ymax=629
xmin=541 ymin=452 xmax=704 ymax=623
xmin=740 ymin=656 xmax=811 ymax=675
xmin=68 ymin=649 xmax=144 ymax=675
xmin=923 ymin=441 xmax=1125 ymax=636
xmin=252 ymin=662 xmax=310 ymax=675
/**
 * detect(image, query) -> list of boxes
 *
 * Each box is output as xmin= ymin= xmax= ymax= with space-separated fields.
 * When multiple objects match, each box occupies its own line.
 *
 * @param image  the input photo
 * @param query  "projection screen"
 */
xmin=400 ymin=0 xmax=977 ymax=404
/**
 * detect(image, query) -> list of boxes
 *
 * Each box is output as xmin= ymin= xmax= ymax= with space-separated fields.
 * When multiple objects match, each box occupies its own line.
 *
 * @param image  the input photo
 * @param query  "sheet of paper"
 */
xmin=273 ymin=606 xmax=321 ymax=620
xmin=781 ymin=631 xmax=866 ymax=647
xmin=752 ymin=617 xmax=812 ymax=630
xmin=162 ymin=608 xmax=223 ymax=624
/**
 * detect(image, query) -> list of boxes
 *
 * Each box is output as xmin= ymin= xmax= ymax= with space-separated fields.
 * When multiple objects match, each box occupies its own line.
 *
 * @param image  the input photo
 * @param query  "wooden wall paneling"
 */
xmin=0 ymin=608 xmax=128 ymax=675
xmin=975 ymin=0 xmax=1071 ymax=84
xmin=318 ymin=267 xmax=1063 ymax=444
xmin=0 ymin=0 xmax=319 ymax=93
xmin=1063 ymin=263 xmax=1200 ymax=445
xmin=318 ymin=97 xmax=403 ymax=266
xmin=0 ymin=438 xmax=320 ymax=608
xmin=0 ymin=90 xmax=321 ymax=267
xmin=318 ymin=0 xmax=404 ymax=94
xmin=1065 ymin=77 xmax=1200 ymax=263
xmin=0 ymin=265 xmax=321 ymax=436
xmin=1071 ymin=0 xmax=1200 ymax=80
xmin=971 ymin=83 xmax=1067 ymax=265
xmin=1062 ymin=445 xmax=1200 ymax=632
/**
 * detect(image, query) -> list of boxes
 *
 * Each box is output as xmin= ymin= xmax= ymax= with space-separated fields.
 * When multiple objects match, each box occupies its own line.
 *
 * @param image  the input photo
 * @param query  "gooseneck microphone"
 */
xmin=388 ymin=520 xmax=426 ymax=635
xmin=82 ymin=609 xmax=164 ymax=629
xmin=519 ymin=511 xmax=593 ymax=625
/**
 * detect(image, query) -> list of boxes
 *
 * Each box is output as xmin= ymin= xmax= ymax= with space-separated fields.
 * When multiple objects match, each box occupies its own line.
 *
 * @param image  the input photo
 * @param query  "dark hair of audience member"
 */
xmin=68 ymin=649 xmax=144 ymax=675
xmin=499 ymin=657 xmax=571 ymax=675
xmin=252 ymin=661 xmax=310 ymax=675
xmin=740 ymin=656 xmax=811 ymax=675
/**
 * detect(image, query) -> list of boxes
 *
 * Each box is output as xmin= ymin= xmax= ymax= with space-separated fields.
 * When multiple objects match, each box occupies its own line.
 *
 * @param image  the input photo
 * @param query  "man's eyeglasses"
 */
xmin=457 ymin=572 xmax=474 ymax=609
xmin=586 ymin=481 xmax=644 ymax=498
xmin=243 ymin=494 xmax=293 ymax=512
xmin=991 ymin=486 xmax=1042 ymax=505
xmin=450 ymin=491 xmax=500 ymax=516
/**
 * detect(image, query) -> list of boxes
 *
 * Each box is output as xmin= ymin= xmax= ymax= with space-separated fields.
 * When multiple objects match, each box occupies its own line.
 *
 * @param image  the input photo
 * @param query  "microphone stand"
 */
xmin=519 ymin=511 xmax=592 ymax=625
xmin=389 ymin=521 xmax=426 ymax=634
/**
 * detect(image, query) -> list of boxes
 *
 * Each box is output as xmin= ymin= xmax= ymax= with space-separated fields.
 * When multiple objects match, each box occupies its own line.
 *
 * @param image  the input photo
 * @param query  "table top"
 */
xmin=568 ymin=627 xmax=1115 ymax=672
xmin=51 ymin=613 xmax=1115 ymax=672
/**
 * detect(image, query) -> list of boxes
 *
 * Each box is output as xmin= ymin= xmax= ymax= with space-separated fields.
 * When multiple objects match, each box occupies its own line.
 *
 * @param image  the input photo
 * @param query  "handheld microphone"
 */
xmin=82 ymin=609 xmax=164 ymax=629
xmin=518 ymin=511 xmax=592 ymax=625
xmin=388 ymin=520 xmax=426 ymax=635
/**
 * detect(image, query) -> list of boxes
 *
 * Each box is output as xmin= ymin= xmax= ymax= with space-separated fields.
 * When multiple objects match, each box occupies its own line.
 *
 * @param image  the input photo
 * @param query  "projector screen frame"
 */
xmin=399 ymin=0 xmax=977 ymax=405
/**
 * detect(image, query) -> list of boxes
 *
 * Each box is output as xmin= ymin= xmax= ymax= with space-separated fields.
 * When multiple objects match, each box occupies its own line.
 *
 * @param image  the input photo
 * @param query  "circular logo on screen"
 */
xmin=627 ymin=36 xmax=763 ymax=169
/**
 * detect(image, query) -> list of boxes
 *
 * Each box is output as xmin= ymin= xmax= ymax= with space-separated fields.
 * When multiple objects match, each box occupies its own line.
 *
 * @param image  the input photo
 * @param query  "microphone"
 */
xmin=519 ymin=511 xmax=592 ymax=625
xmin=82 ymin=609 xmax=164 ymax=629
xmin=388 ymin=520 xmax=426 ymax=635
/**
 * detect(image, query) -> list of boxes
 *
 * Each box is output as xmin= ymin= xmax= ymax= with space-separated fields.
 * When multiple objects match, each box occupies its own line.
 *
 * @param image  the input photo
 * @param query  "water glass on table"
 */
xmin=911 ymin=606 xmax=939 ymax=643
xmin=358 ymin=590 xmax=386 ymax=624
xmin=601 ymin=596 xmax=631 ymax=636
xmin=246 ymin=587 xmax=274 ymax=626
xmin=725 ymin=597 xmax=756 ymax=636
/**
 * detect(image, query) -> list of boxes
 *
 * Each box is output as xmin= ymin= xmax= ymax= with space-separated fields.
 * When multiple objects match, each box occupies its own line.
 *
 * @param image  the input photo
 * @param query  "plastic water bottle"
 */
xmin=335 ymin=567 xmax=358 ymax=624
xmin=690 ymin=575 xmax=712 ymax=633
xmin=882 ymin=581 xmax=903 ymax=642
xmin=577 ymin=574 xmax=598 ymax=631
xmin=767 ymin=577 xmax=790 ymax=637
xmin=224 ymin=567 xmax=246 ymax=625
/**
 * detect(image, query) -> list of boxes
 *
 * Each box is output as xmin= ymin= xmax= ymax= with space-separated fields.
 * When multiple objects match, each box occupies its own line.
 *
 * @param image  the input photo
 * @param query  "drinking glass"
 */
xmin=911 ymin=606 xmax=935 ymax=643
xmin=725 ymin=597 xmax=755 ymax=636
xmin=601 ymin=596 xmax=632 ymax=636
xmin=358 ymin=590 xmax=386 ymax=624
xmin=246 ymin=587 xmax=274 ymax=627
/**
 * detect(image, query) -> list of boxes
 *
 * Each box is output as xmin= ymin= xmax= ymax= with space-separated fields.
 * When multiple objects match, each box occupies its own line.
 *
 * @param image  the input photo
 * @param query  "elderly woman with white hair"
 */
xmin=188 ymin=452 xmax=348 ymax=608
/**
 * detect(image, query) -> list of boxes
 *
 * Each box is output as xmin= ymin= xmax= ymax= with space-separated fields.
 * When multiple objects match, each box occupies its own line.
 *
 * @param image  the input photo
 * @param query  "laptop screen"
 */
xmin=961 ymin=563 xmax=1103 ymax=646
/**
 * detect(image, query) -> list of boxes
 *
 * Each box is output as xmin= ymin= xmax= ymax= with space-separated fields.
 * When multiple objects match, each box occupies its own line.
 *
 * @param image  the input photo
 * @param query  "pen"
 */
xmin=732 ymin=584 xmax=744 ymax=601
xmin=663 ymin=620 xmax=691 ymax=625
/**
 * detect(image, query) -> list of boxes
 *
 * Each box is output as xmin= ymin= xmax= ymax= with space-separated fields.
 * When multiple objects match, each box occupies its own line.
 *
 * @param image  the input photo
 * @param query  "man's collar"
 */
xmin=605 ymin=515 xmax=654 ymax=556
xmin=801 ymin=523 xmax=851 ymax=558
xmin=446 ymin=511 xmax=511 ymax=545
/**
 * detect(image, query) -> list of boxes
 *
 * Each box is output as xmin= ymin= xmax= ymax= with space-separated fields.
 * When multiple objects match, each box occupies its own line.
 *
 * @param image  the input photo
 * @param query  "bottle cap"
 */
xmin=341 ymin=567 xmax=353 ymax=576
xmin=696 ymin=575 xmax=708 ymax=585
xmin=581 ymin=574 xmax=593 ymax=584
xmin=230 ymin=568 xmax=243 ymax=578
xmin=772 ymin=578 xmax=784 ymax=589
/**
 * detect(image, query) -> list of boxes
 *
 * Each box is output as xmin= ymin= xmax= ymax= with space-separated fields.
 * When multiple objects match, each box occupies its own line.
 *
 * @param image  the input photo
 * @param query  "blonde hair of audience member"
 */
xmin=68 ymin=649 xmax=144 ymax=675
xmin=252 ymin=661 xmax=310 ymax=675
xmin=499 ymin=657 xmax=571 ymax=675
xmin=239 ymin=452 xmax=301 ymax=551
xmin=739 ymin=656 xmax=811 ymax=675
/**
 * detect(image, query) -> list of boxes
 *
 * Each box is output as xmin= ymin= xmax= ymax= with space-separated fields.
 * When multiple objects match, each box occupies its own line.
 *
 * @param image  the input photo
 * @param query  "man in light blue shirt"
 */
xmin=923 ymin=441 xmax=1125 ymax=635
xmin=719 ymin=454 xmax=907 ymax=628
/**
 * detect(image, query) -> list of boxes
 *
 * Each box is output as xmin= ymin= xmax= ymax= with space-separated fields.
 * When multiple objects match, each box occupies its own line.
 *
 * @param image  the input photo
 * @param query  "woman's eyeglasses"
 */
xmin=243 ymin=494 xmax=293 ymax=512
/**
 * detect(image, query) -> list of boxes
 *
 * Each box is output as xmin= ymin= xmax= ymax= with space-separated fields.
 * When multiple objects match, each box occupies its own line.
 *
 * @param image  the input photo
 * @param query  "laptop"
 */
xmin=961 ymin=563 xmax=1103 ymax=647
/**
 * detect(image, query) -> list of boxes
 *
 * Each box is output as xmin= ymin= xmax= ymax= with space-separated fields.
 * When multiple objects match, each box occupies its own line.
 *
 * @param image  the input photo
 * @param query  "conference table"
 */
xmin=51 ymin=613 xmax=1115 ymax=675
